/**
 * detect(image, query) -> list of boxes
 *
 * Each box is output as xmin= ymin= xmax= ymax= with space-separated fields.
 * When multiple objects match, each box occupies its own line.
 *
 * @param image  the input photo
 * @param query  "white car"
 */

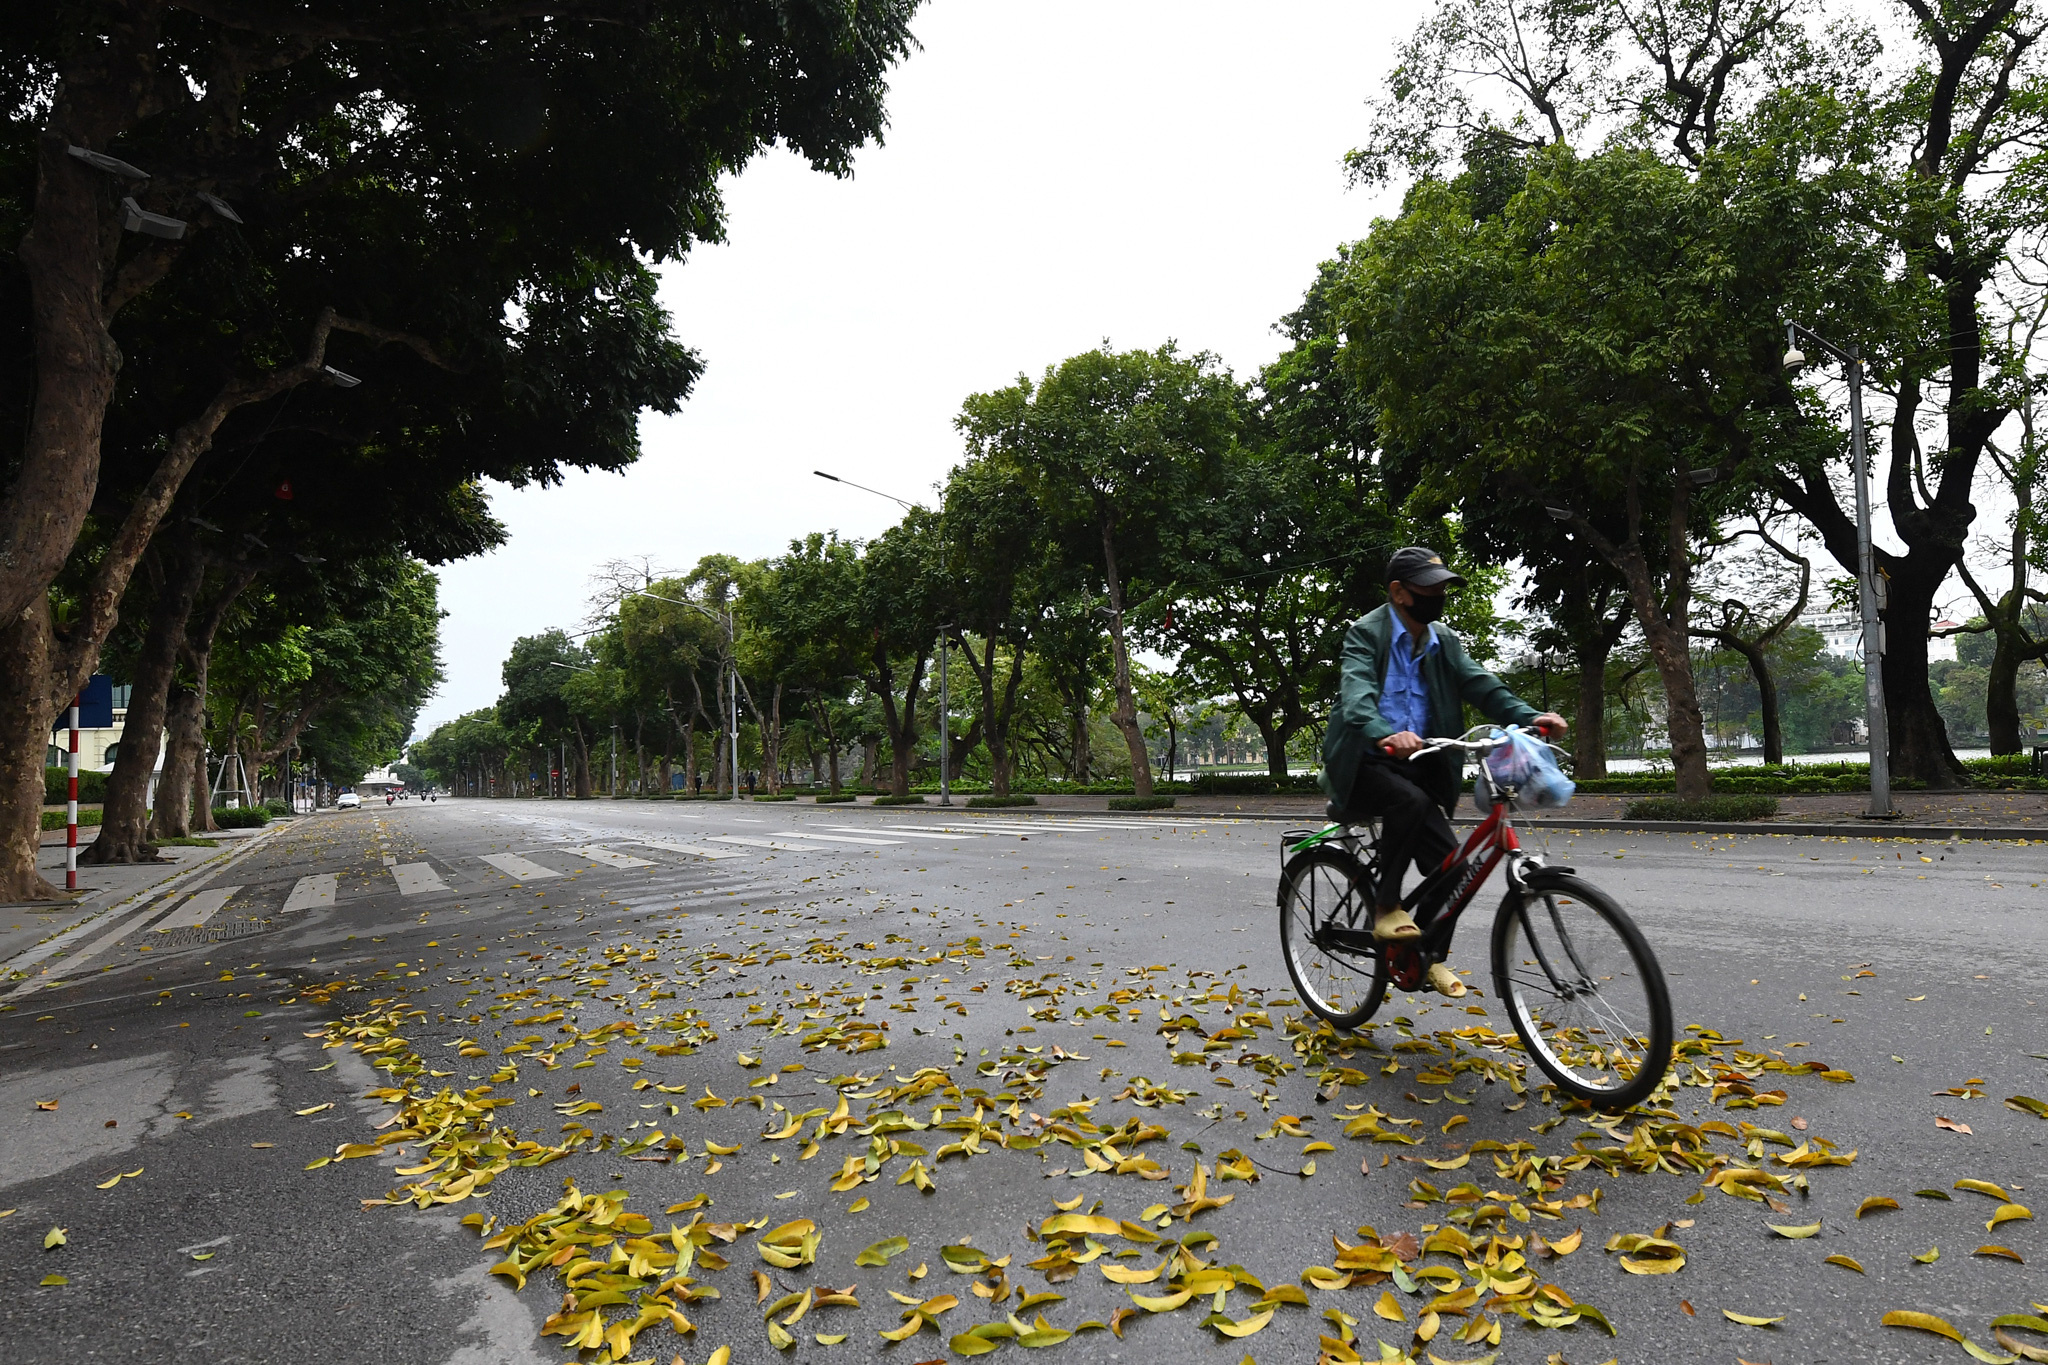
xmin=335 ymin=792 xmax=362 ymax=809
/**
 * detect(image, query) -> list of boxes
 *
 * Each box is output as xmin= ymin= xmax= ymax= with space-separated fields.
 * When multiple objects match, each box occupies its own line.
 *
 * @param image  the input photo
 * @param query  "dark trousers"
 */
xmin=1346 ymin=750 xmax=1459 ymax=907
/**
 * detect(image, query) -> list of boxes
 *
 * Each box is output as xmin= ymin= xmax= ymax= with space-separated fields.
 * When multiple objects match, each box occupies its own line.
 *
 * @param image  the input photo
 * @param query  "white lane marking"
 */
xmin=391 ymin=863 xmax=448 ymax=895
xmin=823 ymin=826 xmax=981 ymax=841
xmin=709 ymin=835 xmax=825 ymax=852
xmin=624 ymin=839 xmax=750 ymax=861
xmin=479 ymin=854 xmax=560 ymax=881
xmin=573 ymin=845 xmax=657 ymax=869
xmin=154 ymin=886 xmax=242 ymax=931
xmin=281 ymin=873 xmax=338 ymax=913
xmin=762 ymin=831 xmax=901 ymax=846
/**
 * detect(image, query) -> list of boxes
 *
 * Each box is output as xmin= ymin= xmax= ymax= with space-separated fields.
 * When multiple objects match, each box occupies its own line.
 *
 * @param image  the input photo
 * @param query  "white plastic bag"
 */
xmin=1484 ymin=727 xmax=1575 ymax=809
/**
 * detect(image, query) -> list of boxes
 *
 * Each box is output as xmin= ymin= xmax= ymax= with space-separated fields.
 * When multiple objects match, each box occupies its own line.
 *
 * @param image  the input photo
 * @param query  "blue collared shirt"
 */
xmin=1382 ymin=611 xmax=1438 ymax=737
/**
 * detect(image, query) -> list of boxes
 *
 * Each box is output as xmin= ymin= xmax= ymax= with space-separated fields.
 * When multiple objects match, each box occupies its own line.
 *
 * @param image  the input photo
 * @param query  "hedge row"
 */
xmin=44 ymin=767 xmax=109 ymax=804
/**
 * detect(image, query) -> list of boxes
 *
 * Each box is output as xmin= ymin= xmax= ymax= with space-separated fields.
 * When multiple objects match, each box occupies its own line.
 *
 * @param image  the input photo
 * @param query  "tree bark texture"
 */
xmin=83 ymin=545 xmax=206 ymax=864
xmin=1573 ymin=467 xmax=1710 ymax=800
xmin=1098 ymin=516 xmax=1153 ymax=797
xmin=0 ymin=607 xmax=64 ymax=901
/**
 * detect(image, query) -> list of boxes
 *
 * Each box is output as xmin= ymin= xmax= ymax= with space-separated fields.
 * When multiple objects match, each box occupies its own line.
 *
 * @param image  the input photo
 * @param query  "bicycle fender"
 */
xmin=1516 ymin=865 xmax=1578 ymax=891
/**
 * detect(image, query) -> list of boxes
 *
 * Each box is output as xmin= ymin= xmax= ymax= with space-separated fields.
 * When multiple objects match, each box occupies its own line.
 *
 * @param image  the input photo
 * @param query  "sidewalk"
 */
xmin=0 ymin=823 xmax=279 ymax=976
xmin=790 ymin=789 xmax=2048 ymax=839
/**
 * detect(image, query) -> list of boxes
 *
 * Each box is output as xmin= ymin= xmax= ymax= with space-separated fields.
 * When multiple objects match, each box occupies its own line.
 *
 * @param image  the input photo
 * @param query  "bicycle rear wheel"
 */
xmin=1490 ymin=874 xmax=1672 ymax=1111
xmin=1278 ymin=846 xmax=1387 ymax=1029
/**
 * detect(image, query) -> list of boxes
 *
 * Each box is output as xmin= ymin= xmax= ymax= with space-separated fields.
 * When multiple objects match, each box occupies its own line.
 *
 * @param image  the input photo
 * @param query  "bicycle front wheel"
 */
xmin=1278 ymin=846 xmax=1387 ymax=1029
xmin=1490 ymin=874 xmax=1672 ymax=1111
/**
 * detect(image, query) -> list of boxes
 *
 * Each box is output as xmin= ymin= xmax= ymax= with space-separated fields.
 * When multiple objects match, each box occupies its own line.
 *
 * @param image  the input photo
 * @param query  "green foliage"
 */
xmin=209 ymin=807 xmax=269 ymax=829
xmin=873 ymin=795 xmax=927 ymax=806
xmin=40 ymin=809 xmax=102 ymax=831
xmin=814 ymin=794 xmax=858 ymax=804
xmin=1624 ymin=795 xmax=1780 ymax=823
xmin=966 ymin=795 xmax=1038 ymax=808
xmin=750 ymin=794 xmax=796 ymax=802
xmin=44 ymin=768 xmax=108 ymax=804
xmin=1108 ymin=795 xmax=1176 ymax=811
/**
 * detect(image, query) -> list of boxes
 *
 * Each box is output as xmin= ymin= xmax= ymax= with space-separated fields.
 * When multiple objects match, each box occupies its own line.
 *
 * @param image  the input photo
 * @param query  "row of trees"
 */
xmin=419 ymin=0 xmax=2048 ymax=805
xmin=1 ymin=0 xmax=925 ymax=898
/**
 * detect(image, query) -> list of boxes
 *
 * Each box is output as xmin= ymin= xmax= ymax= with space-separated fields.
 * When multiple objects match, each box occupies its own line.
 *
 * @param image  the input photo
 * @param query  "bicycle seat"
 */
xmin=1325 ymin=800 xmax=1369 ymax=826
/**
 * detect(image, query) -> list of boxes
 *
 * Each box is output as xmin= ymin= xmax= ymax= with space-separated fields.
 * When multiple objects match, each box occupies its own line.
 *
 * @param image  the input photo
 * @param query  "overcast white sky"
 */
xmin=419 ymin=1 xmax=1424 ymax=734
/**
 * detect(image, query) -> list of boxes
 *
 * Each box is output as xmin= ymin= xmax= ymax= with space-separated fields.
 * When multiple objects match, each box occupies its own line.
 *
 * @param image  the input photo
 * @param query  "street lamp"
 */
xmin=622 ymin=590 xmax=741 ymax=801
xmin=815 ymin=469 xmax=951 ymax=803
xmin=1784 ymin=321 xmax=1891 ymax=817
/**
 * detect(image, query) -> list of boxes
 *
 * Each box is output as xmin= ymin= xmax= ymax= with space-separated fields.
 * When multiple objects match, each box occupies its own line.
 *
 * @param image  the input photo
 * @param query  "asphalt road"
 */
xmin=1 ymin=797 xmax=2043 ymax=1365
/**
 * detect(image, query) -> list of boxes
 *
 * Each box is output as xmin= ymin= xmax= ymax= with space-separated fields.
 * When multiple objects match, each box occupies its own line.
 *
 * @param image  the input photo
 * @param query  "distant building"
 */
xmin=43 ymin=684 xmax=161 ymax=773
xmin=1800 ymin=610 xmax=1958 ymax=663
xmin=357 ymin=767 xmax=404 ymax=794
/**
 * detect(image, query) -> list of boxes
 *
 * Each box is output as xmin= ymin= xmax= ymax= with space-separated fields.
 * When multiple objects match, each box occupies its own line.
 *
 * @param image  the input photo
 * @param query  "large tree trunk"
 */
xmin=1098 ymin=517 xmax=1153 ymax=797
xmin=571 ymin=723 xmax=592 ymax=799
xmin=763 ymin=685 xmax=783 ymax=794
xmin=84 ymin=547 xmax=206 ymax=864
xmin=1727 ymin=638 xmax=1784 ymax=765
xmin=1572 ymin=624 xmax=1616 ymax=779
xmin=153 ymin=686 xmax=203 ymax=840
xmin=1069 ymin=704 xmax=1091 ymax=783
xmin=1577 ymin=468 xmax=1711 ymax=800
xmin=873 ymin=653 xmax=928 ymax=799
xmin=0 ymin=607 xmax=64 ymax=902
xmin=1882 ymin=568 xmax=1964 ymax=785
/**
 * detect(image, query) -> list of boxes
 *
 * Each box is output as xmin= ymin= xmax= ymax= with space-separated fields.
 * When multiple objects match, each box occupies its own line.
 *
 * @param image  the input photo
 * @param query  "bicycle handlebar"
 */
xmin=1395 ymin=724 xmax=1569 ymax=763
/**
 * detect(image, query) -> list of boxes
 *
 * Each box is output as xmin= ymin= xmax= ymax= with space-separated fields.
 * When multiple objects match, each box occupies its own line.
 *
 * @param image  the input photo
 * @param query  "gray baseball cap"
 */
xmin=1386 ymin=546 xmax=1466 ymax=588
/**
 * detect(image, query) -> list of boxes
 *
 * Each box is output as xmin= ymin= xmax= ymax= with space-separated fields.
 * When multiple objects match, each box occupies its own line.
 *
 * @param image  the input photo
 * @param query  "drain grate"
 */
xmin=148 ymin=918 xmax=278 ymax=950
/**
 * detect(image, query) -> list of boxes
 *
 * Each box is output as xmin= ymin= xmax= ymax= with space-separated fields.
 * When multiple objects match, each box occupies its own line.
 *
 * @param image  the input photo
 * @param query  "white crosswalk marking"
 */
xmin=573 ymin=846 xmax=656 ymax=869
xmin=480 ymin=853 xmax=561 ymax=881
xmin=281 ymin=873 xmax=337 ymax=912
xmin=625 ymin=839 xmax=750 ymax=861
xmin=391 ymin=863 xmax=448 ymax=895
xmin=762 ymin=831 xmax=901 ymax=846
xmin=156 ymin=886 xmax=241 ymax=931
xmin=825 ymin=825 xmax=980 ymax=841
xmin=709 ymin=835 xmax=825 ymax=851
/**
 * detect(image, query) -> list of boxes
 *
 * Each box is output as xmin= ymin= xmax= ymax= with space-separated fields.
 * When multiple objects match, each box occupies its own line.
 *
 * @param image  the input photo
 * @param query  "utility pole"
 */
xmin=938 ymin=626 xmax=953 ymax=806
xmin=1786 ymin=322 xmax=1892 ymax=817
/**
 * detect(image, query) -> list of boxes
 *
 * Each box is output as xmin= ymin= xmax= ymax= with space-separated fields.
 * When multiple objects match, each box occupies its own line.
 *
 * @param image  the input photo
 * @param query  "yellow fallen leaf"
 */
xmin=294 ymin=1103 xmax=333 ymax=1116
xmin=1914 ymin=1247 xmax=1941 ymax=1264
xmin=814 ymin=1333 xmax=847 ymax=1345
xmin=1883 ymin=1310 xmax=1962 ymax=1343
xmin=1768 ymin=1221 xmax=1822 ymax=1239
xmin=44 ymin=1226 xmax=66 ymax=1250
xmin=1856 ymin=1197 xmax=1899 ymax=1219
xmin=1988 ymin=1204 xmax=2032 ymax=1232
xmin=1957 ymin=1179 xmax=2012 ymax=1200
xmin=1823 ymin=1255 xmax=1864 ymax=1273
xmin=1374 ymin=1291 xmax=1406 ymax=1322
xmin=1214 ymin=1308 xmax=1275 ymax=1338
xmin=847 ymin=1197 xmax=870 ymax=1213
xmin=1053 ymin=1194 xmax=1084 ymax=1211
xmin=1725 ymin=1311 xmax=1784 ymax=1326
xmin=1131 ymin=1289 xmax=1192 ymax=1312
xmin=1974 ymin=1246 xmax=2025 ymax=1263
xmin=707 ymin=1348 xmax=732 ymax=1365
xmin=40 ymin=1273 xmax=67 ymax=1286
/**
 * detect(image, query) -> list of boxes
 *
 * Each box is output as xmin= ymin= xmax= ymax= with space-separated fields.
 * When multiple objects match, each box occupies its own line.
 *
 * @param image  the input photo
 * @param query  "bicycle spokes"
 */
xmin=1503 ymin=893 xmax=1659 ymax=1093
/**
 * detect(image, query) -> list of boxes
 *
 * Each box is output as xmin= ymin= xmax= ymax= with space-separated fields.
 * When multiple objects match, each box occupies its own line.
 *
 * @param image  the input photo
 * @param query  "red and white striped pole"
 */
xmin=66 ymin=695 xmax=80 ymax=892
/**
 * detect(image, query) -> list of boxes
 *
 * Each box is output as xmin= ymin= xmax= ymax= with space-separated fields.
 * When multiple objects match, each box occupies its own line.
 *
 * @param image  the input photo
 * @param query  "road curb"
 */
xmin=1 ymin=818 xmax=295 ymax=992
xmin=1003 ymin=807 xmax=2043 ymax=842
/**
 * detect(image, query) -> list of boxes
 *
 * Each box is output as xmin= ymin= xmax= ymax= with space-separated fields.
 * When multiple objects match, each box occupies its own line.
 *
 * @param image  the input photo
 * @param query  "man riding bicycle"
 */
xmin=1319 ymin=547 xmax=1567 ymax=998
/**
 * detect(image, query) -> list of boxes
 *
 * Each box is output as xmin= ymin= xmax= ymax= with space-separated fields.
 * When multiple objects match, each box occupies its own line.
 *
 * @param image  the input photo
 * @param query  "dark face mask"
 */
xmin=1404 ymin=590 xmax=1447 ymax=624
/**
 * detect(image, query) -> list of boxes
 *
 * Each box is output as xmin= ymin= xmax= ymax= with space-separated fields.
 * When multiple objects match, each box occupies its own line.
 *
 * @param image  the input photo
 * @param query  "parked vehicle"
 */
xmin=336 ymin=792 xmax=362 ymax=809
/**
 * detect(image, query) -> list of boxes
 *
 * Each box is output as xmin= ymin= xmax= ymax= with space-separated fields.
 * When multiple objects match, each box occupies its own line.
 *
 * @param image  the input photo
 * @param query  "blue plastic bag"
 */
xmin=1484 ymin=727 xmax=1575 ymax=809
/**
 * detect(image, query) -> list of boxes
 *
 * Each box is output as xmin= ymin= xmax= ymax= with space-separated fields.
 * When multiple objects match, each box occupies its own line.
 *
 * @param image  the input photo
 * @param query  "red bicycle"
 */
xmin=1278 ymin=726 xmax=1673 ymax=1110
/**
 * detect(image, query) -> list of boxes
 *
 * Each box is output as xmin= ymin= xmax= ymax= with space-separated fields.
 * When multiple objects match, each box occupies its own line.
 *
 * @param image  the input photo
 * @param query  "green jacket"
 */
xmin=1319 ymin=604 xmax=1540 ymax=804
